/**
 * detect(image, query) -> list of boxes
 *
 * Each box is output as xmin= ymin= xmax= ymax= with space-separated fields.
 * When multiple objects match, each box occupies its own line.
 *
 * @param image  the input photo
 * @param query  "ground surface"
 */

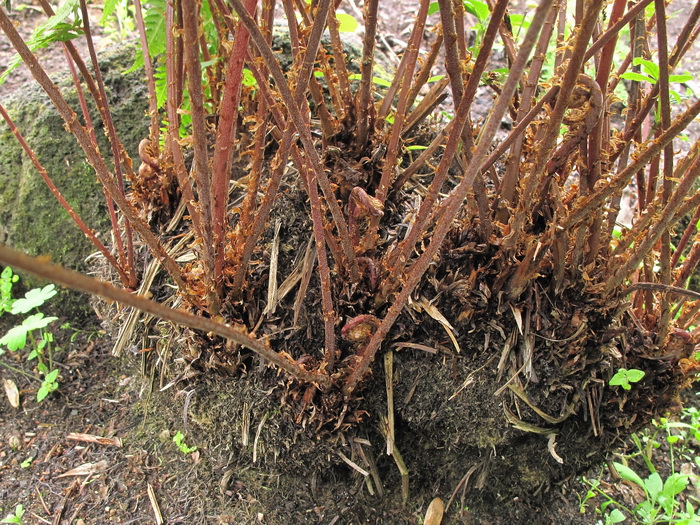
xmin=2 ymin=0 xmax=700 ymax=524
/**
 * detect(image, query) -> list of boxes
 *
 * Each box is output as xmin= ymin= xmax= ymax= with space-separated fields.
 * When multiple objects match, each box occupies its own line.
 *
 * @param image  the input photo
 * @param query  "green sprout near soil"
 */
xmin=0 ymin=269 xmax=62 ymax=402
xmin=609 ymin=368 xmax=646 ymax=390
xmin=172 ymin=431 xmax=197 ymax=454
xmin=581 ymin=405 xmax=700 ymax=524
xmin=1 ymin=505 xmax=24 ymax=525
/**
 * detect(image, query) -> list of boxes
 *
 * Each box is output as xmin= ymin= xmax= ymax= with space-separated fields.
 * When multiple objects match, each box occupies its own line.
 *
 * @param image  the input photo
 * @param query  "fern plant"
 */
xmin=1 ymin=0 xmax=700 ymax=507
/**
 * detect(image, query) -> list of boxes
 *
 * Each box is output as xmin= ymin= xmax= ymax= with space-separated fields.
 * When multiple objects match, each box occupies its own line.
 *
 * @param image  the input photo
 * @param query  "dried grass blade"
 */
xmin=66 ymin=433 xmax=122 ymax=447
xmin=263 ymin=219 xmax=282 ymax=317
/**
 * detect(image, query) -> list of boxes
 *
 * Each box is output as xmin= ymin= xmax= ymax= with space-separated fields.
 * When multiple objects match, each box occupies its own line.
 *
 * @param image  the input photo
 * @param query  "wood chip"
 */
xmin=3 ymin=378 xmax=19 ymax=408
xmin=57 ymin=460 xmax=108 ymax=478
xmin=424 ymin=497 xmax=444 ymax=525
xmin=337 ymin=451 xmax=369 ymax=477
xmin=384 ymin=351 xmax=395 ymax=456
xmin=547 ymin=433 xmax=564 ymax=464
xmin=66 ymin=432 xmax=122 ymax=447
xmin=148 ymin=483 xmax=163 ymax=525
xmin=263 ymin=219 xmax=281 ymax=317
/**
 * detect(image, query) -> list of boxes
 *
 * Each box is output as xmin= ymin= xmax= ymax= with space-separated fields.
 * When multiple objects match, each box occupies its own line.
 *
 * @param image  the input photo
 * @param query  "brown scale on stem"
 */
xmin=348 ymin=187 xmax=384 ymax=250
xmin=341 ymin=314 xmax=381 ymax=359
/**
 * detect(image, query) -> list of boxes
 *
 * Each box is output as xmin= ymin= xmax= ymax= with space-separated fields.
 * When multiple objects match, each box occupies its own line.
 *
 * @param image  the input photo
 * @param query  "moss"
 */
xmin=0 ymin=43 xmax=148 ymax=323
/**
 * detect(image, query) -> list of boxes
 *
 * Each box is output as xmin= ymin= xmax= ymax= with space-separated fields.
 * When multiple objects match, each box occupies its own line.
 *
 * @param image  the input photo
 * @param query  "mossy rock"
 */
xmin=0 ymin=43 xmax=148 ymax=323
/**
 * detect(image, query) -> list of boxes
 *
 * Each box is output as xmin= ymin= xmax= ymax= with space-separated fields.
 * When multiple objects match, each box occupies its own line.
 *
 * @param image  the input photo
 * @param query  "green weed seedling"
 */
xmin=1 ymin=504 xmax=24 ymax=525
xmin=0 ymin=270 xmax=61 ymax=402
xmin=172 ymin=431 xmax=197 ymax=454
xmin=0 ymin=267 xmax=19 ymax=315
xmin=620 ymin=58 xmax=694 ymax=105
xmin=609 ymin=368 xmax=646 ymax=390
xmin=581 ymin=405 xmax=700 ymax=524
xmin=582 ymin=463 xmax=698 ymax=524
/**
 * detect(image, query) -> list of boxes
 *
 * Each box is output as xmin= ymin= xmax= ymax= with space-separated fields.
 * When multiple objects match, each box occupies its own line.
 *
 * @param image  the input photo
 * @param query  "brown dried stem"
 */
xmin=406 ymin=30 xmax=444 ymax=111
xmin=61 ymin=45 xmax=127 ymax=284
xmin=78 ymin=0 xmax=137 ymax=283
xmin=564 ymin=99 xmax=700 ymax=230
xmin=508 ymin=0 xmax=604 ymax=247
xmin=355 ymin=0 xmax=380 ymax=148
xmin=609 ymin=164 xmax=700 ymax=293
xmin=326 ymin=0 xmax=354 ymax=114
xmin=228 ymin=0 xmax=359 ymax=279
xmin=437 ymin=0 xmax=465 ymax=104
xmin=0 ymin=245 xmax=331 ymax=389
xmin=346 ymin=0 xmax=554 ymax=395
xmin=655 ymin=0 xmax=674 ymax=341
xmin=0 ymin=103 xmax=129 ymax=285
xmin=132 ymin=0 xmax=160 ymax=147
xmin=499 ymin=0 xmax=559 ymax=209
xmin=375 ymin=0 xmax=430 ymax=204
xmin=0 ymin=6 xmax=189 ymax=293
xmin=211 ymin=0 xmax=258 ymax=289
xmin=164 ymin=0 xmax=201 ymax=242
xmin=181 ymin=0 xmax=219 ymax=312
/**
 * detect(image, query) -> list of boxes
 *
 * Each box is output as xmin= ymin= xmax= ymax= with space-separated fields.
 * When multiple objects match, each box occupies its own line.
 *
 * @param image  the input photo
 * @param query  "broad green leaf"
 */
xmin=644 ymin=2 xmax=655 ymax=18
xmin=173 ymin=430 xmax=198 ymax=453
xmin=22 ymin=313 xmax=58 ymax=332
xmin=613 ymin=462 xmax=645 ymax=488
xmin=463 ymin=0 xmax=489 ymax=22
xmin=509 ymin=14 xmax=530 ymax=31
xmin=427 ymin=75 xmax=445 ymax=83
xmin=607 ymin=509 xmax=626 ymax=524
xmin=663 ymin=473 xmax=689 ymax=498
xmin=37 ymin=373 xmax=58 ymax=402
xmin=669 ymin=73 xmax=694 ymax=83
xmin=242 ymin=68 xmax=257 ymax=87
xmin=626 ymin=369 xmax=645 ymax=382
xmin=44 ymin=369 xmax=59 ymax=382
xmin=671 ymin=89 xmax=683 ymax=105
xmin=633 ymin=58 xmax=659 ymax=80
xmin=336 ymin=13 xmax=359 ymax=33
xmin=347 ymin=74 xmax=392 ymax=87
xmin=1 ymin=266 xmax=16 ymax=284
xmin=1 ymin=504 xmax=24 ymax=524
xmin=428 ymin=2 xmax=440 ymax=15
xmin=644 ymin=472 xmax=662 ymax=502
xmin=621 ymin=72 xmax=655 ymax=83
xmin=11 ymin=285 xmax=57 ymax=314
xmin=0 ymin=267 xmax=16 ymax=315
xmin=0 ymin=324 xmax=29 ymax=352
xmin=609 ymin=369 xmax=631 ymax=388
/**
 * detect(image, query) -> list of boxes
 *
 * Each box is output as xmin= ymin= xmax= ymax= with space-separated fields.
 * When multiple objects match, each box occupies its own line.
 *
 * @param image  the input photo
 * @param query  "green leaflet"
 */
xmin=0 ymin=0 xmax=83 ymax=87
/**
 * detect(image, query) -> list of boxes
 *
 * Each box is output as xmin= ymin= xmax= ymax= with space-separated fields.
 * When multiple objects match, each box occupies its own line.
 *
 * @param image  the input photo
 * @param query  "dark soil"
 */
xmin=1 ymin=312 xmax=695 ymax=524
